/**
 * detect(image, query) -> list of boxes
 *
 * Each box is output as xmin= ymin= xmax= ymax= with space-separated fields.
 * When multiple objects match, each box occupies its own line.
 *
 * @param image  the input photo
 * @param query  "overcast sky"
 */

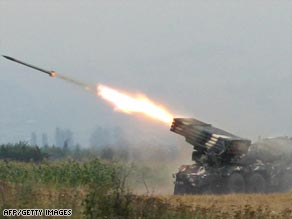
xmin=0 ymin=1 xmax=291 ymax=146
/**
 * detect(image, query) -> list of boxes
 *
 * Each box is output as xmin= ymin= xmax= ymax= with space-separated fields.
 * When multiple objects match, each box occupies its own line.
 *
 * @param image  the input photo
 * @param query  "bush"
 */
xmin=0 ymin=159 xmax=115 ymax=187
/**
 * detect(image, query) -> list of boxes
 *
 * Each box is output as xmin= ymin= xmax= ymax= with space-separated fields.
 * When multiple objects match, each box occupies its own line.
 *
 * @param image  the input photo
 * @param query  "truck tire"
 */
xmin=280 ymin=173 xmax=292 ymax=192
xmin=174 ymin=184 xmax=187 ymax=195
xmin=207 ymin=180 xmax=221 ymax=194
xmin=227 ymin=173 xmax=245 ymax=193
xmin=248 ymin=173 xmax=266 ymax=193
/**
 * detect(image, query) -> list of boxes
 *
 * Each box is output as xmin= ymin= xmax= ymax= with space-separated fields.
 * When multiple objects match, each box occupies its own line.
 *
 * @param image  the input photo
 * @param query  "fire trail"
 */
xmin=2 ymin=55 xmax=173 ymax=125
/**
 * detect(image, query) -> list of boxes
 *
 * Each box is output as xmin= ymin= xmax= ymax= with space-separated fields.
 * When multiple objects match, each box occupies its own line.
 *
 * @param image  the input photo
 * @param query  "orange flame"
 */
xmin=97 ymin=84 xmax=173 ymax=125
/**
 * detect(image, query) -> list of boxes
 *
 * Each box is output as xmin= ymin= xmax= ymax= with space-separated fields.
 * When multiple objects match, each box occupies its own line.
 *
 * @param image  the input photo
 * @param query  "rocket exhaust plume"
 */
xmin=3 ymin=55 xmax=174 ymax=124
xmin=97 ymin=84 xmax=173 ymax=125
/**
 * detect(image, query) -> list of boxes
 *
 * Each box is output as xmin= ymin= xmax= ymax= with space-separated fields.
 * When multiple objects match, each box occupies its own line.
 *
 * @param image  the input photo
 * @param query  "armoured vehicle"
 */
xmin=171 ymin=118 xmax=292 ymax=194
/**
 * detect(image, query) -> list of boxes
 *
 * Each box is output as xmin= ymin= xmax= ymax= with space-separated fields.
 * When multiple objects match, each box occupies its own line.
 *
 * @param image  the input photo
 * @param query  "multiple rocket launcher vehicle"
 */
xmin=170 ymin=118 xmax=292 ymax=194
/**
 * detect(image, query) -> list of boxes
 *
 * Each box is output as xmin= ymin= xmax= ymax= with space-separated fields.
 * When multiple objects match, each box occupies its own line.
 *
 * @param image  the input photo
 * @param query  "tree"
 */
xmin=55 ymin=127 xmax=74 ymax=148
xmin=100 ymin=147 xmax=114 ymax=160
xmin=42 ymin=133 xmax=48 ymax=147
xmin=30 ymin=132 xmax=37 ymax=146
xmin=90 ymin=126 xmax=110 ymax=148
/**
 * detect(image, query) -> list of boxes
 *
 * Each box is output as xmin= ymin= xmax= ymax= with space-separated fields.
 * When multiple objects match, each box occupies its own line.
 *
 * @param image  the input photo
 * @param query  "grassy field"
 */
xmin=0 ymin=160 xmax=292 ymax=219
xmin=1 ymin=184 xmax=292 ymax=219
xmin=163 ymin=193 xmax=292 ymax=219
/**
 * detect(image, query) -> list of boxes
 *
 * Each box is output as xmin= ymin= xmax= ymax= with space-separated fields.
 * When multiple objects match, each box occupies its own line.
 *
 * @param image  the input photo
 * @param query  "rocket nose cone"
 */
xmin=2 ymin=55 xmax=15 ymax=61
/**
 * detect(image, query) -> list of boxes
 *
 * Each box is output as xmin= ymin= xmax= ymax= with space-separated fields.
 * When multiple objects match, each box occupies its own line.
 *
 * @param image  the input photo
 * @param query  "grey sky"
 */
xmin=0 ymin=1 xmax=291 ymax=146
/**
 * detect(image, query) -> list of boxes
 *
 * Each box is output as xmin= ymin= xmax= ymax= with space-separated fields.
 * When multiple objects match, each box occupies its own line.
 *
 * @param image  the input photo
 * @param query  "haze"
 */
xmin=0 ymin=1 xmax=291 ymax=146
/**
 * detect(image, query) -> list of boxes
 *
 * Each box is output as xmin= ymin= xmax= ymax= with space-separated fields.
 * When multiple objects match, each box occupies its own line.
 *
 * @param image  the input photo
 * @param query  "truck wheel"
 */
xmin=248 ymin=173 xmax=266 ymax=193
xmin=228 ymin=173 xmax=245 ymax=193
xmin=280 ymin=173 xmax=292 ymax=192
xmin=174 ymin=184 xmax=186 ymax=195
xmin=207 ymin=180 xmax=221 ymax=194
